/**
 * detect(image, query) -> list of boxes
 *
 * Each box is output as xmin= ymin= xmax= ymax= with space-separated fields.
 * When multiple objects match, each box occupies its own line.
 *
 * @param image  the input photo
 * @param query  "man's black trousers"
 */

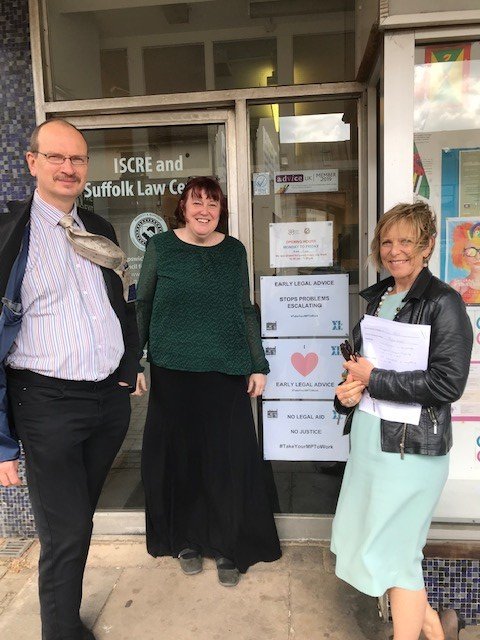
xmin=7 ymin=368 xmax=131 ymax=640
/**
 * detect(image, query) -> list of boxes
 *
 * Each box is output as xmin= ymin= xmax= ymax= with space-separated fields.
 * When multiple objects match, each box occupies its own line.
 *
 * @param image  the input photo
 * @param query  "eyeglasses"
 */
xmin=463 ymin=247 xmax=480 ymax=259
xmin=34 ymin=151 xmax=89 ymax=166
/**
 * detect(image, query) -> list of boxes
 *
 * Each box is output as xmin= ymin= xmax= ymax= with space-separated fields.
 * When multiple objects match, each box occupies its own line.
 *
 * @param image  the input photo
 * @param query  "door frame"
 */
xmin=74 ymin=100 xmax=368 ymax=541
xmin=69 ymin=110 xmax=240 ymax=238
xmin=85 ymin=100 xmax=480 ymax=542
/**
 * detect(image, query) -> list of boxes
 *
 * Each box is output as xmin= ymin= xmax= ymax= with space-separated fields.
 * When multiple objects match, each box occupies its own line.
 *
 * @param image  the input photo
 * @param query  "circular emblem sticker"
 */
xmin=130 ymin=212 xmax=167 ymax=251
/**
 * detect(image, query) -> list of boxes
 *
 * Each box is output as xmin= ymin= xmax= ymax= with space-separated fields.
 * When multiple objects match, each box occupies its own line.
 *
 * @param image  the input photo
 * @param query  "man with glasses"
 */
xmin=0 ymin=119 xmax=139 ymax=640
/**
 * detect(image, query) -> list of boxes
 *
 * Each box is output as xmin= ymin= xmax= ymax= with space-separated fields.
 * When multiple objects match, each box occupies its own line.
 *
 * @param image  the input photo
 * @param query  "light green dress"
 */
xmin=330 ymin=293 xmax=449 ymax=597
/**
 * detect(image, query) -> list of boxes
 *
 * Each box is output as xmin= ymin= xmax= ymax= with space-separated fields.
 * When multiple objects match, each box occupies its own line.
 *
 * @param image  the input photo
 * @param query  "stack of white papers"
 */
xmin=358 ymin=315 xmax=431 ymax=426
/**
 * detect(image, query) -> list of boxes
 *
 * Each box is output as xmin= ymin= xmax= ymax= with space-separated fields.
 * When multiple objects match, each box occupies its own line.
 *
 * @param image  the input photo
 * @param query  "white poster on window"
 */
xmin=263 ymin=338 xmax=344 ymax=399
xmin=452 ymin=308 xmax=480 ymax=421
xmin=467 ymin=306 xmax=480 ymax=361
xmin=274 ymin=169 xmax=338 ymax=194
xmin=452 ymin=362 xmax=480 ymax=421
xmin=263 ymin=401 xmax=348 ymax=461
xmin=269 ymin=221 xmax=333 ymax=268
xmin=260 ymin=274 xmax=349 ymax=337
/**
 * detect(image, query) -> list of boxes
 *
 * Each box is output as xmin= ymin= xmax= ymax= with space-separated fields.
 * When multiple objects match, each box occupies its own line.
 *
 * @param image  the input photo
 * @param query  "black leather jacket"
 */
xmin=335 ymin=268 xmax=473 ymax=457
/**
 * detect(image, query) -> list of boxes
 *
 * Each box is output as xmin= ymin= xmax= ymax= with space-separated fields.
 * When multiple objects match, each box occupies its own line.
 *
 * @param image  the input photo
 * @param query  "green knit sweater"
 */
xmin=136 ymin=230 xmax=269 ymax=375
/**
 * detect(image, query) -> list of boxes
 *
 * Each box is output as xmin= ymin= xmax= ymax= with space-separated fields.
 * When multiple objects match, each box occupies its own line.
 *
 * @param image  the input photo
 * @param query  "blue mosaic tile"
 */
xmin=0 ymin=0 xmax=37 ymax=538
xmin=0 ymin=478 xmax=36 ymax=538
xmin=0 ymin=447 xmax=36 ymax=537
xmin=384 ymin=558 xmax=479 ymax=626
xmin=423 ymin=558 xmax=480 ymax=626
xmin=0 ymin=0 xmax=36 ymax=213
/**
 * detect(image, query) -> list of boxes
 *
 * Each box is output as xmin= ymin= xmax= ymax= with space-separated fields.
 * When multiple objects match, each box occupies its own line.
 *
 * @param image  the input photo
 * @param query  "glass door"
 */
xmin=70 ymin=111 xmax=236 ymax=510
xmin=69 ymin=101 xmax=361 ymax=541
xmin=249 ymin=100 xmax=360 ymax=533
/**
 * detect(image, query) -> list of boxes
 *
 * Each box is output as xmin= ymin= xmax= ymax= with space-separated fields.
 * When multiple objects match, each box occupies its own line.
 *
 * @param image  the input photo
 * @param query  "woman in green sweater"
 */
xmin=135 ymin=177 xmax=281 ymax=586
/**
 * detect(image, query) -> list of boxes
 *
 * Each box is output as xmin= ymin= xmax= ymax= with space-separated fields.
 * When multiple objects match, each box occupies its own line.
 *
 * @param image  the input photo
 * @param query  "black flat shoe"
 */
xmin=439 ymin=608 xmax=465 ymax=640
xmin=215 ymin=557 xmax=240 ymax=587
xmin=178 ymin=548 xmax=203 ymax=575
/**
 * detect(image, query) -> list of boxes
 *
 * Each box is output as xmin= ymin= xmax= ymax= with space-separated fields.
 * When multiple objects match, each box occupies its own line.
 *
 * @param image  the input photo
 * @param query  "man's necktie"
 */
xmin=58 ymin=215 xmax=133 ymax=301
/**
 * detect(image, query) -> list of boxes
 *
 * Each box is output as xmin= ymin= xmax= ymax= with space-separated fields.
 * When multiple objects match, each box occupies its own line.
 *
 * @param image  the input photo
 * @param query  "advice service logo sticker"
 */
xmin=130 ymin=212 xmax=168 ymax=251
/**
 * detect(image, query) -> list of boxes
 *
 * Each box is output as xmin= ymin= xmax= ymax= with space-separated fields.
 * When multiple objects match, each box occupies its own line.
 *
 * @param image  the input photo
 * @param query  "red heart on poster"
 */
xmin=291 ymin=352 xmax=319 ymax=377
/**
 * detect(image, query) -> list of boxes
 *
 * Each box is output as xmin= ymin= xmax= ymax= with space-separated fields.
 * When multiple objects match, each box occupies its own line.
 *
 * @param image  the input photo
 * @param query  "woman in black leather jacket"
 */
xmin=331 ymin=202 xmax=472 ymax=640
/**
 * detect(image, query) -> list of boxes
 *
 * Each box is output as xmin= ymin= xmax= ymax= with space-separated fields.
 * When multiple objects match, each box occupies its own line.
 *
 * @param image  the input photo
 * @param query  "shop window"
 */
xmin=413 ymin=41 xmax=480 ymax=489
xmin=43 ymin=0 xmax=355 ymax=101
xmin=414 ymin=41 xmax=480 ymax=292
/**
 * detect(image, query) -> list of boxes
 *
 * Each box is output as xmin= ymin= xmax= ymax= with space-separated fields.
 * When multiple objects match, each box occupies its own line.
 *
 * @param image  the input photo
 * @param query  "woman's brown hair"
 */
xmin=174 ymin=176 xmax=228 ymax=229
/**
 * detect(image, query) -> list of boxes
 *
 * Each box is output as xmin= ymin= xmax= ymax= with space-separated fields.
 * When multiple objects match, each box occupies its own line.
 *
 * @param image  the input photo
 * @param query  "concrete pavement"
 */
xmin=0 ymin=538 xmax=478 ymax=640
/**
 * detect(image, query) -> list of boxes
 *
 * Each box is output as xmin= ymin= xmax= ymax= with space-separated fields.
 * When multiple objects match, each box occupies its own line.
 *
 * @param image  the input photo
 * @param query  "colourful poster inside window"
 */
xmin=424 ymin=43 xmax=471 ymax=105
xmin=441 ymin=147 xmax=480 ymax=294
xmin=445 ymin=218 xmax=480 ymax=305
xmin=413 ymin=142 xmax=430 ymax=200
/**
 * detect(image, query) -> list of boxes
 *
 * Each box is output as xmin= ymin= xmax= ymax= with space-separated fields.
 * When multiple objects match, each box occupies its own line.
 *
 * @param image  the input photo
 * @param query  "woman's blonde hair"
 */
xmin=370 ymin=202 xmax=437 ymax=271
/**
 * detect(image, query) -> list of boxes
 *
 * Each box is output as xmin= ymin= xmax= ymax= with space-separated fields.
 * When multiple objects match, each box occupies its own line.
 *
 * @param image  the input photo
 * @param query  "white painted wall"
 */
xmin=388 ymin=0 xmax=480 ymax=14
xmin=382 ymin=31 xmax=415 ymax=209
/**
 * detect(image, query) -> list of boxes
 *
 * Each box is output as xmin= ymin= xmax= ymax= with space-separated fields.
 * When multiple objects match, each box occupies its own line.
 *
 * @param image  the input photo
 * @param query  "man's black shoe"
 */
xmin=82 ymin=624 xmax=96 ymax=640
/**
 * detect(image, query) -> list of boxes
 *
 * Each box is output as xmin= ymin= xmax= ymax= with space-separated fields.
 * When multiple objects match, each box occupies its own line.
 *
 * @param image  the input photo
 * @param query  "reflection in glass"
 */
xmin=44 ymin=0 xmax=355 ymax=100
xmin=83 ymin=124 xmax=227 ymax=509
xmin=213 ymin=39 xmax=276 ymax=90
xmin=414 ymin=43 xmax=480 ymax=133
xmin=100 ymin=49 xmax=129 ymax=98
xmin=279 ymin=113 xmax=351 ymax=144
xmin=250 ymin=100 xmax=359 ymax=515
xmin=144 ymin=44 xmax=206 ymax=95
xmin=414 ymin=42 xmax=480 ymax=281
xmin=293 ymin=32 xmax=355 ymax=84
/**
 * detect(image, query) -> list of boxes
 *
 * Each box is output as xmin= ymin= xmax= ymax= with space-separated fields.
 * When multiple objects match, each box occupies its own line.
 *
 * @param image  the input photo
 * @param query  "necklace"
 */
xmin=374 ymin=286 xmax=402 ymax=317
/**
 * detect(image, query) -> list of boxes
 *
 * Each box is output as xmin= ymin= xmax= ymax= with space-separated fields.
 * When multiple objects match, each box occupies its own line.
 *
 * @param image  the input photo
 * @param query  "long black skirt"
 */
xmin=141 ymin=365 xmax=282 ymax=573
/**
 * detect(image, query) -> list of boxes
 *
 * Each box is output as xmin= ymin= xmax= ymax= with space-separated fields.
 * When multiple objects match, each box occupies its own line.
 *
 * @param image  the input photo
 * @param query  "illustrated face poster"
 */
xmin=444 ymin=217 xmax=480 ymax=305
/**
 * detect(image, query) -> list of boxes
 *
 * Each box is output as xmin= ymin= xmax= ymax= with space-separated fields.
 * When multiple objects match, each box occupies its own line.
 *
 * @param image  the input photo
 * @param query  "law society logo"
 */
xmin=130 ymin=212 xmax=167 ymax=251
